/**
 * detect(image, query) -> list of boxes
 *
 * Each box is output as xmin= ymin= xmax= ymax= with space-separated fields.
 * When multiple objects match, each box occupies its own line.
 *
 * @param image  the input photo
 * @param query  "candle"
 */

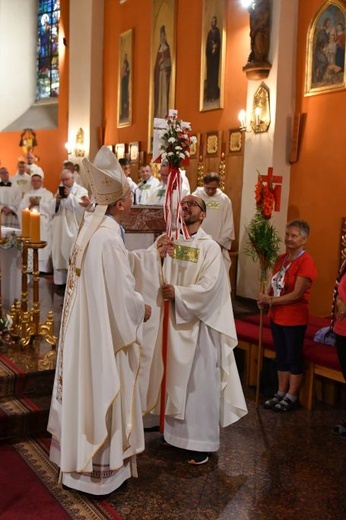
xmin=255 ymin=107 xmax=261 ymax=127
xmin=238 ymin=109 xmax=246 ymax=129
xmin=21 ymin=208 xmax=31 ymax=238
xmin=30 ymin=209 xmax=40 ymax=243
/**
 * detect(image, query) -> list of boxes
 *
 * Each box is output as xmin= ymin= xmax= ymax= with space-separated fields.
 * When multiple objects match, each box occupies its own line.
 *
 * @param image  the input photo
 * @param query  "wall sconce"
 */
xmin=74 ymin=128 xmax=85 ymax=157
xmin=238 ymin=82 xmax=271 ymax=134
xmin=65 ymin=128 xmax=86 ymax=157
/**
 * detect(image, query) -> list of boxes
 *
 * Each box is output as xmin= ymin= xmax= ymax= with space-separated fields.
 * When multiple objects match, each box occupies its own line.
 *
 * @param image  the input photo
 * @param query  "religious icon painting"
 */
xmin=115 ymin=143 xmax=126 ymax=159
xmin=148 ymin=0 xmax=177 ymax=152
xmin=205 ymin=131 xmax=221 ymax=157
xmin=305 ymin=0 xmax=346 ymax=96
xmin=200 ymin=0 xmax=226 ymax=112
xmin=129 ymin=141 xmax=139 ymax=163
xmin=229 ymin=130 xmax=244 ymax=154
xmin=117 ymin=29 xmax=133 ymax=127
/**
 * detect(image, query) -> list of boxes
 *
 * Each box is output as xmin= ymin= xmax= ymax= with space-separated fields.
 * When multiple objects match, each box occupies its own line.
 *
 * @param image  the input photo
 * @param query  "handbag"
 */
xmin=314 ymin=326 xmax=336 ymax=346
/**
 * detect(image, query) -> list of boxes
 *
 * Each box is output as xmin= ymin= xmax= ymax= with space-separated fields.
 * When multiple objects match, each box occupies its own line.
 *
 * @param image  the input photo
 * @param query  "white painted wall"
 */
xmin=0 ymin=0 xmax=37 ymax=131
xmin=237 ymin=0 xmax=299 ymax=299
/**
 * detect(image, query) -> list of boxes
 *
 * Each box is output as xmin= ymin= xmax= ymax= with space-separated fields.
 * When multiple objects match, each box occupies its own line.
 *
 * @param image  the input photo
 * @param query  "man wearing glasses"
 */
xmin=131 ymin=194 xmax=247 ymax=466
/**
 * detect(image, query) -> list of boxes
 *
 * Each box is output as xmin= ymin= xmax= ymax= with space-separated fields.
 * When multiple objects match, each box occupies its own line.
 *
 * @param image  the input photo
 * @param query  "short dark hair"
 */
xmin=286 ymin=219 xmax=310 ymax=238
xmin=119 ymin=158 xmax=130 ymax=166
xmin=63 ymin=160 xmax=74 ymax=168
xmin=203 ymin=172 xmax=220 ymax=185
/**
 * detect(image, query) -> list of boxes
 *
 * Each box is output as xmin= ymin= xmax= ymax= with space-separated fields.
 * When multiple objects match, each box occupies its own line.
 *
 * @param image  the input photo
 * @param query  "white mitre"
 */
xmin=74 ymin=146 xmax=129 ymax=273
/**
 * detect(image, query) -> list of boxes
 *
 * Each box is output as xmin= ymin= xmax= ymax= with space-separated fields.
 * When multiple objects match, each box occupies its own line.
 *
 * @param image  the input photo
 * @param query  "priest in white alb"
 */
xmin=130 ymin=194 xmax=247 ymax=465
xmin=19 ymin=173 xmax=54 ymax=273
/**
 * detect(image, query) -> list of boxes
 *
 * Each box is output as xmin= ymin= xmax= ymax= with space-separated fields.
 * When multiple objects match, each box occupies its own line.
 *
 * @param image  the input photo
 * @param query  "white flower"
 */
xmin=168 ymin=137 xmax=176 ymax=143
xmin=190 ymin=136 xmax=197 ymax=144
xmin=179 ymin=153 xmax=185 ymax=159
xmin=6 ymin=315 xmax=13 ymax=329
xmin=167 ymin=152 xmax=174 ymax=157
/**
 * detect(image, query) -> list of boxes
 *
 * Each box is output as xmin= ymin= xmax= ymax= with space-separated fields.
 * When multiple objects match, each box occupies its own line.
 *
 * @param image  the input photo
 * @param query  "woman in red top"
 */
xmin=331 ymin=260 xmax=346 ymax=438
xmin=257 ymin=220 xmax=317 ymax=412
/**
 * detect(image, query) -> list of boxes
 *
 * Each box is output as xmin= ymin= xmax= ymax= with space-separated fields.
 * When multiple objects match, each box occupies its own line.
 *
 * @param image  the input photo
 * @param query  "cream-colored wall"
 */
xmin=237 ymin=0 xmax=299 ymax=300
xmin=0 ymin=0 xmax=36 ymax=131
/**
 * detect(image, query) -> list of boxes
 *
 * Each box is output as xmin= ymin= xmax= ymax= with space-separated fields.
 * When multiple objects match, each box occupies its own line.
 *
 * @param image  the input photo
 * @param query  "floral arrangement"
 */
xmin=160 ymin=113 xmax=197 ymax=168
xmin=255 ymin=172 xmax=275 ymax=219
xmin=0 ymin=314 xmax=14 ymax=349
xmin=245 ymin=171 xmax=281 ymax=283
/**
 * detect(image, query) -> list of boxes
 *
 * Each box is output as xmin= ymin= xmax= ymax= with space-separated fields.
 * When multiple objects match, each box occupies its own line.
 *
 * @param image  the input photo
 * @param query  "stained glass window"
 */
xmin=37 ymin=0 xmax=60 ymax=101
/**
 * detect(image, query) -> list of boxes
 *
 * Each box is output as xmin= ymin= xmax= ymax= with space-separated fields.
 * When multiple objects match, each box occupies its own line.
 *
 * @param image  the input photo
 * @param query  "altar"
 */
xmin=122 ymin=205 xmax=166 ymax=250
xmin=0 ymin=227 xmax=22 ymax=311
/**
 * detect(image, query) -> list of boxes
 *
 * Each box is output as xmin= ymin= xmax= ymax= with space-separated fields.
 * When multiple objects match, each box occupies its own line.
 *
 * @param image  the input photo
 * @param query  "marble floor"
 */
xmin=8 ymin=276 xmax=346 ymax=519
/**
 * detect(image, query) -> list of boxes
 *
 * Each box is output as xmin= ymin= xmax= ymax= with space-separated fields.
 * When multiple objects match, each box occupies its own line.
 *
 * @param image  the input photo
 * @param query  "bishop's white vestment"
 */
xmin=48 ymin=216 xmax=146 ymax=495
xmin=130 ymin=228 xmax=247 ymax=453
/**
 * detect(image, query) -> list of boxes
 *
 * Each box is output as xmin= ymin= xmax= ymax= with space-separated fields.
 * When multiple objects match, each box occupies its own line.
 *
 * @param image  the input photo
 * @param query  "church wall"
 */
xmin=0 ymin=0 xmax=70 ymax=194
xmin=291 ymin=0 xmax=346 ymax=316
xmin=103 ymin=0 xmax=249 ymax=166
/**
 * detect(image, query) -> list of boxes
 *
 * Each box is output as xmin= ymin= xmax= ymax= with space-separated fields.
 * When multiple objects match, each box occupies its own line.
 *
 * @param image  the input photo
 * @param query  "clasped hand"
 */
xmin=156 ymin=235 xmax=175 ymax=258
xmin=257 ymin=292 xmax=270 ymax=310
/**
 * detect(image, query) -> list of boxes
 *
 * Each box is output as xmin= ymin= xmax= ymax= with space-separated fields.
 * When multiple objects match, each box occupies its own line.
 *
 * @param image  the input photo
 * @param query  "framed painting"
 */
xmin=199 ymin=0 xmax=226 ymax=111
xmin=205 ymin=131 xmax=221 ymax=157
xmin=189 ymin=134 xmax=200 ymax=159
xmin=115 ymin=143 xmax=126 ymax=159
xmin=148 ymin=0 xmax=177 ymax=151
xmin=129 ymin=141 xmax=139 ymax=163
xmin=228 ymin=130 xmax=244 ymax=155
xmin=117 ymin=29 xmax=133 ymax=127
xmin=305 ymin=0 xmax=346 ymax=96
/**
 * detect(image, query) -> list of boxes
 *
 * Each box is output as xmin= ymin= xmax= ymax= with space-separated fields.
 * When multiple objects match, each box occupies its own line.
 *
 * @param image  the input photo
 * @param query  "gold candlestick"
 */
xmin=9 ymin=239 xmax=57 ymax=348
xmin=0 ymin=236 xmax=9 ymax=317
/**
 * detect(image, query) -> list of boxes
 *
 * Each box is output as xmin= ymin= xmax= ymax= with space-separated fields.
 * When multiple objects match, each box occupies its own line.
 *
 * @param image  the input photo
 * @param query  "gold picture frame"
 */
xmin=199 ymin=0 xmax=226 ymax=112
xmin=228 ymin=130 xmax=244 ymax=155
xmin=305 ymin=0 xmax=346 ymax=96
xmin=148 ymin=0 xmax=177 ymax=151
xmin=189 ymin=134 xmax=200 ymax=159
xmin=129 ymin=141 xmax=139 ymax=163
xmin=205 ymin=131 xmax=220 ymax=157
xmin=117 ymin=29 xmax=133 ymax=127
xmin=115 ymin=143 xmax=126 ymax=159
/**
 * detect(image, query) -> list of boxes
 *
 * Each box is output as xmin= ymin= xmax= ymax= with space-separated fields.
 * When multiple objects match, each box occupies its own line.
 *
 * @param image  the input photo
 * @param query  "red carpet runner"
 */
xmin=0 ymin=436 xmax=123 ymax=519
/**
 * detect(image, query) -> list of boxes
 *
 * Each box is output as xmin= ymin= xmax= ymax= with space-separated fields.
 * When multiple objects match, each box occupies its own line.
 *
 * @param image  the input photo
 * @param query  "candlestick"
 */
xmin=21 ymin=208 xmax=31 ymax=238
xmin=30 ymin=209 xmax=40 ymax=242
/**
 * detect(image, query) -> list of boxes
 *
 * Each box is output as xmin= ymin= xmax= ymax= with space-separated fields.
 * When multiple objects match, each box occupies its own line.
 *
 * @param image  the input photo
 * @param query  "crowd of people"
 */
xmin=45 ymin=146 xmax=244 ymax=496
xmin=0 ymin=153 xmax=90 ymax=282
xmin=4 ymin=146 xmax=343 ymax=499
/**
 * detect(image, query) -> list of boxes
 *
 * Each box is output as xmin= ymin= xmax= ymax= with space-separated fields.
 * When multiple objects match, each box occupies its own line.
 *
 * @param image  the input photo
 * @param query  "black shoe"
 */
xmin=187 ymin=451 xmax=209 ymax=465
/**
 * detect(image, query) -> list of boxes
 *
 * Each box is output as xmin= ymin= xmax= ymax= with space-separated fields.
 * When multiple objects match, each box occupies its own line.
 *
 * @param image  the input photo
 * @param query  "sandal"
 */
xmin=263 ymin=393 xmax=283 ymax=410
xmin=273 ymin=396 xmax=299 ymax=412
xmin=332 ymin=422 xmax=346 ymax=436
xmin=188 ymin=451 xmax=209 ymax=465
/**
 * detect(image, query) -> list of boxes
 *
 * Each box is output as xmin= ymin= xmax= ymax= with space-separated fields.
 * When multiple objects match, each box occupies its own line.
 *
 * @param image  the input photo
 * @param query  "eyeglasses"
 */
xmin=181 ymin=200 xmax=205 ymax=211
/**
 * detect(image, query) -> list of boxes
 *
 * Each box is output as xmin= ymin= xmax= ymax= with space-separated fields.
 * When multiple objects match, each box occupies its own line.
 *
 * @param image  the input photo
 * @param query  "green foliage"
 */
xmin=245 ymin=209 xmax=281 ymax=279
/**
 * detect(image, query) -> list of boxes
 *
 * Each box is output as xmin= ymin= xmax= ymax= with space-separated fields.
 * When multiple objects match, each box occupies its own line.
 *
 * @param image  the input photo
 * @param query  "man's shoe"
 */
xmin=187 ymin=451 xmax=209 ymax=465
